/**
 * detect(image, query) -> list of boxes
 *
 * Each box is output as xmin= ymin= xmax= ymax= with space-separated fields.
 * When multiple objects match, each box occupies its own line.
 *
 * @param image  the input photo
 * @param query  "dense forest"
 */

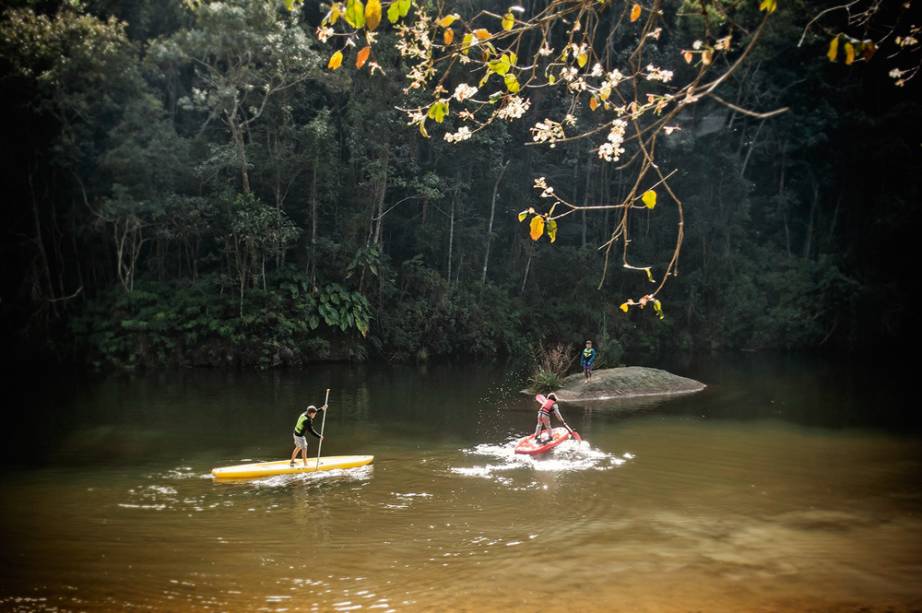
xmin=0 ymin=0 xmax=919 ymax=370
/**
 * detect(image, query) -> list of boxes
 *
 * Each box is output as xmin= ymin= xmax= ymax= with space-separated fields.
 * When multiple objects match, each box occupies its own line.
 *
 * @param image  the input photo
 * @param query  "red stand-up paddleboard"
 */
xmin=515 ymin=427 xmax=581 ymax=455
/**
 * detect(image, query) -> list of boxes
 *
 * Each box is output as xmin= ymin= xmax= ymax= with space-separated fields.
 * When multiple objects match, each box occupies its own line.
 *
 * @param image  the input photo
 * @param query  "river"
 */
xmin=1 ymin=354 xmax=920 ymax=611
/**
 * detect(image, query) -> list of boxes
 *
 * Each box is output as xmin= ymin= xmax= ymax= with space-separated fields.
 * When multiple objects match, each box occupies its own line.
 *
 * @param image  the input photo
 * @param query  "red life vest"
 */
xmin=538 ymin=395 xmax=556 ymax=414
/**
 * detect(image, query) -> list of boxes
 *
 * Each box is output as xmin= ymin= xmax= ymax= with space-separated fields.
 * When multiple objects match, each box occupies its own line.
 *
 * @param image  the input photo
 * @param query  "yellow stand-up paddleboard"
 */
xmin=211 ymin=455 xmax=374 ymax=480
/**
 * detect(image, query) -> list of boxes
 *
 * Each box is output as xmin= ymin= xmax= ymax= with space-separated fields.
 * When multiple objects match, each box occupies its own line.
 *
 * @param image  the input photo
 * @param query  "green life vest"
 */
xmin=294 ymin=413 xmax=310 ymax=436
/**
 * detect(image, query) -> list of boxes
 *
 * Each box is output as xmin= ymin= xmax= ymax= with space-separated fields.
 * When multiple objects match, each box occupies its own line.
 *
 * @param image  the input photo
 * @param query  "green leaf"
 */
xmin=518 ymin=209 xmax=528 ymax=222
xmin=503 ymin=72 xmax=520 ymax=93
xmin=488 ymin=55 xmax=511 ymax=76
xmin=645 ymin=268 xmax=655 ymax=282
xmin=387 ymin=1 xmax=400 ymax=23
xmin=427 ymin=100 xmax=449 ymax=123
xmin=344 ymin=0 xmax=365 ymax=28
xmin=398 ymin=0 xmax=411 ymax=17
xmin=546 ymin=218 xmax=558 ymax=243
xmin=461 ymin=32 xmax=473 ymax=56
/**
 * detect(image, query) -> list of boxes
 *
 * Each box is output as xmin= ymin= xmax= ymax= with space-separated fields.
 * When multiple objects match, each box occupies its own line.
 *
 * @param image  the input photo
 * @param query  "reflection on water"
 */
xmin=1 ymin=354 xmax=920 ymax=611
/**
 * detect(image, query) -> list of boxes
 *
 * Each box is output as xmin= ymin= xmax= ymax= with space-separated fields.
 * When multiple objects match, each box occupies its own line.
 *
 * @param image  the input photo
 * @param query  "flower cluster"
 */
xmin=444 ymin=126 xmax=472 ymax=142
xmin=495 ymin=95 xmax=531 ymax=120
xmin=530 ymin=118 xmax=565 ymax=147
xmin=598 ymin=119 xmax=628 ymax=162
xmin=534 ymin=177 xmax=554 ymax=198
xmin=452 ymin=83 xmax=478 ymax=102
xmin=644 ymin=64 xmax=673 ymax=83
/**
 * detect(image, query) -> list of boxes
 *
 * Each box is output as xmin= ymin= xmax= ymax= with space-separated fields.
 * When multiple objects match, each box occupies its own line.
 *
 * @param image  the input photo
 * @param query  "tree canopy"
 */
xmin=0 ymin=0 xmax=918 ymax=369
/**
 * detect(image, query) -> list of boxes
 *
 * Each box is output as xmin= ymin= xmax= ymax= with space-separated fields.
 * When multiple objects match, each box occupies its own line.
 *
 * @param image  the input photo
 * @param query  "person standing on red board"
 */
xmin=534 ymin=393 xmax=574 ymax=443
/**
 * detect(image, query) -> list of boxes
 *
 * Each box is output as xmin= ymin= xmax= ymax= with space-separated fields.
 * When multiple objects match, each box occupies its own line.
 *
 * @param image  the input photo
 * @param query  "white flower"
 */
xmin=452 ymin=83 xmax=478 ymax=102
xmin=530 ymin=118 xmax=565 ymax=146
xmin=590 ymin=63 xmax=604 ymax=77
xmin=607 ymin=69 xmax=625 ymax=85
xmin=444 ymin=127 xmax=472 ymax=143
xmin=598 ymin=119 xmax=628 ymax=162
xmin=316 ymin=26 xmax=334 ymax=43
xmin=538 ymin=42 xmax=554 ymax=57
xmin=644 ymin=64 xmax=674 ymax=83
xmin=495 ymin=95 xmax=531 ymax=120
xmin=692 ymin=40 xmax=703 ymax=50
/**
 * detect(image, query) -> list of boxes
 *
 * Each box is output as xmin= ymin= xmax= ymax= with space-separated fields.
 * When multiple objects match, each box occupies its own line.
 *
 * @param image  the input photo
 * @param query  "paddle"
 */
xmin=315 ymin=388 xmax=330 ymax=470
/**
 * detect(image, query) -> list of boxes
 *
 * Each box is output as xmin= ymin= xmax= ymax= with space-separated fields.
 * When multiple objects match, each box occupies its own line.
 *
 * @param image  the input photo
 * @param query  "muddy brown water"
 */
xmin=1 ymin=355 xmax=920 ymax=611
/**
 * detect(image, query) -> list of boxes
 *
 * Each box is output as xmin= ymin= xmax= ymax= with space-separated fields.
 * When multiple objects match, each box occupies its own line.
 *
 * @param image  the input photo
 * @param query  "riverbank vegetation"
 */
xmin=0 ymin=0 xmax=918 ymax=369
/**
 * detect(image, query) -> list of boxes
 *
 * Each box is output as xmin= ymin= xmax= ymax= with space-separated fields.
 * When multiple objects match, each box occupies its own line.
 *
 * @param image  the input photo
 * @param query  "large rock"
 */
xmin=526 ymin=366 xmax=705 ymax=404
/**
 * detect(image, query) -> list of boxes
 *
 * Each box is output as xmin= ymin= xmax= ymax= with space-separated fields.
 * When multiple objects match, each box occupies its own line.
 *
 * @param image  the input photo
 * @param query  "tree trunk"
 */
xmin=582 ymin=155 xmax=593 ymax=247
xmin=309 ymin=149 xmax=320 ymax=288
xmin=481 ymin=160 xmax=509 ymax=285
xmin=28 ymin=172 xmax=57 ymax=314
xmin=447 ymin=192 xmax=455 ymax=282
xmin=521 ymin=246 xmax=533 ymax=295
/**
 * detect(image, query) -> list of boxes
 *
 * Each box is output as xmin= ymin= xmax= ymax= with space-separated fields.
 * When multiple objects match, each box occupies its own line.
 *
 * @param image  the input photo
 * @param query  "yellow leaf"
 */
xmin=365 ymin=0 xmax=382 ymax=31
xmin=827 ymin=36 xmax=839 ymax=62
xmin=443 ymin=28 xmax=454 ymax=45
xmin=330 ymin=3 xmax=342 ymax=24
xmin=438 ymin=14 xmax=458 ymax=28
xmin=630 ymin=3 xmax=641 ymax=22
xmin=758 ymin=0 xmax=776 ymax=13
xmin=473 ymin=28 xmax=491 ymax=40
xmin=641 ymin=190 xmax=657 ymax=209
xmin=504 ymin=73 xmax=520 ymax=94
xmin=844 ymin=42 xmax=855 ymax=65
xmin=546 ymin=219 xmax=558 ymax=243
xmin=502 ymin=12 xmax=514 ymax=31
xmin=683 ymin=50 xmax=693 ymax=64
xmin=702 ymin=49 xmax=713 ymax=65
xmin=356 ymin=46 xmax=371 ymax=68
xmin=645 ymin=268 xmax=654 ymax=282
xmin=529 ymin=215 xmax=545 ymax=241
xmin=619 ymin=302 xmax=630 ymax=313
xmin=328 ymin=50 xmax=344 ymax=70
xmin=461 ymin=32 xmax=473 ymax=55
xmin=419 ymin=121 xmax=429 ymax=138
xmin=577 ymin=52 xmax=588 ymax=68
xmin=653 ymin=299 xmax=664 ymax=319
xmin=518 ymin=210 xmax=528 ymax=222
xmin=589 ymin=96 xmax=599 ymax=111
xmin=547 ymin=74 xmax=556 ymax=85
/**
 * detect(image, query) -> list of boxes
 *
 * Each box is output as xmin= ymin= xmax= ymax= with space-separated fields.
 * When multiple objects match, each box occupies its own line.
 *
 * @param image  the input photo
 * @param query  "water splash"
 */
xmin=451 ymin=436 xmax=631 ymax=481
xmin=249 ymin=465 xmax=375 ymax=488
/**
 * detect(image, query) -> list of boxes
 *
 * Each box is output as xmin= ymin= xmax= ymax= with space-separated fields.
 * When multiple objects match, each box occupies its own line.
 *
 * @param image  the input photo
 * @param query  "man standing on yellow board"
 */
xmin=290 ymin=404 xmax=326 ymax=467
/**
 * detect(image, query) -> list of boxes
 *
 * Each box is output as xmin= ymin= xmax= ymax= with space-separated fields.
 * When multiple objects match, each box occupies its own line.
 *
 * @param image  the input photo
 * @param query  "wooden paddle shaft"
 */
xmin=315 ymin=388 xmax=330 ymax=469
